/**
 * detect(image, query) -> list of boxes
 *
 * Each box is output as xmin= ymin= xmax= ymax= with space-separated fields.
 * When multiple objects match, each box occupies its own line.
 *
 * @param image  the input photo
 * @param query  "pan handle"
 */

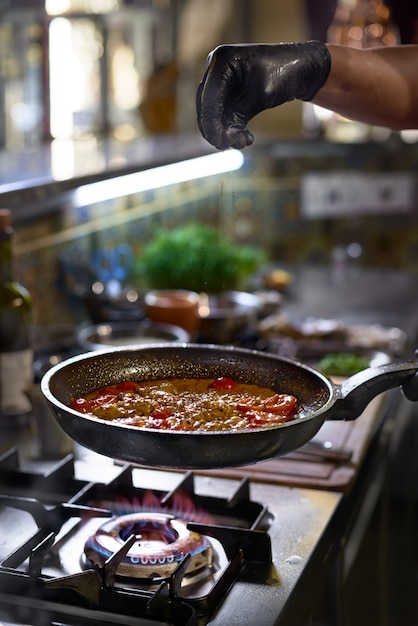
xmin=337 ymin=359 xmax=418 ymax=420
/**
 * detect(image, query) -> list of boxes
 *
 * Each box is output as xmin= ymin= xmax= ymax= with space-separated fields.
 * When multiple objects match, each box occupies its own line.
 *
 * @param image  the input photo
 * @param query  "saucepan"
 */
xmin=40 ymin=344 xmax=418 ymax=469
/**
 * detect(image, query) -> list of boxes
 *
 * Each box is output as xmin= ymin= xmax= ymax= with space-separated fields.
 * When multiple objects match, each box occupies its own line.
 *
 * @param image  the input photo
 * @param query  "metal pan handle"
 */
xmin=336 ymin=359 xmax=418 ymax=420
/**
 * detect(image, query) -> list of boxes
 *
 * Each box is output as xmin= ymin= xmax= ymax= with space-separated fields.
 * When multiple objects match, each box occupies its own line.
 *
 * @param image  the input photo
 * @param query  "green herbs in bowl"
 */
xmin=317 ymin=352 xmax=372 ymax=377
xmin=137 ymin=224 xmax=266 ymax=293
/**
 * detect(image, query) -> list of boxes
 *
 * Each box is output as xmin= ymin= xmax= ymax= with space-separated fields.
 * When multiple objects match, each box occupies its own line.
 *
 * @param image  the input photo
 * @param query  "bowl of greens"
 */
xmin=315 ymin=350 xmax=391 ymax=377
xmin=136 ymin=224 xmax=266 ymax=294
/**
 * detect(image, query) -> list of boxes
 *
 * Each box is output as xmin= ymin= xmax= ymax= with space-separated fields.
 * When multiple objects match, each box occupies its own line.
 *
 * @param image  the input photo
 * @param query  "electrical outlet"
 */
xmin=301 ymin=171 xmax=415 ymax=217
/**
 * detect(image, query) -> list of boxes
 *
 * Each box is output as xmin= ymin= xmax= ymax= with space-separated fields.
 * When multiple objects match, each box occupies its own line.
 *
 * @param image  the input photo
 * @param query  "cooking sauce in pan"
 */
xmin=69 ymin=376 xmax=299 ymax=431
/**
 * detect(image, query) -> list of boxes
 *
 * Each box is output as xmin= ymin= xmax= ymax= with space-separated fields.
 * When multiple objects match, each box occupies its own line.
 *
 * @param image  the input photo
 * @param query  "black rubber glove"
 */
xmin=196 ymin=41 xmax=331 ymax=150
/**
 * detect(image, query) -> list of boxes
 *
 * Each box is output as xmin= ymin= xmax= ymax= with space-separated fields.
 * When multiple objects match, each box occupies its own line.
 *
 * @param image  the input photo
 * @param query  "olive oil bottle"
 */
xmin=0 ymin=209 xmax=33 ymax=421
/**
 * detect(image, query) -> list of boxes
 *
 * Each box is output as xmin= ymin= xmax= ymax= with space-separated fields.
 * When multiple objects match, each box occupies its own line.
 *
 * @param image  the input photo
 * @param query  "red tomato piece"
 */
xmin=100 ymin=385 xmax=119 ymax=394
xmin=261 ymin=394 xmax=298 ymax=415
xmin=70 ymin=398 xmax=92 ymax=413
xmin=209 ymin=376 xmax=237 ymax=391
xmin=246 ymin=413 xmax=268 ymax=428
xmin=92 ymin=386 xmax=119 ymax=402
xmin=149 ymin=418 xmax=165 ymax=429
xmin=150 ymin=406 xmax=172 ymax=420
xmin=236 ymin=402 xmax=254 ymax=413
xmin=117 ymin=381 xmax=139 ymax=391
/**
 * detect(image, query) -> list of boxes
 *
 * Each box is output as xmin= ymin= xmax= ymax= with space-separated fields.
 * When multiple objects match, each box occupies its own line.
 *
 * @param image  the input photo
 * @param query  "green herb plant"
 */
xmin=317 ymin=352 xmax=370 ymax=376
xmin=137 ymin=224 xmax=266 ymax=293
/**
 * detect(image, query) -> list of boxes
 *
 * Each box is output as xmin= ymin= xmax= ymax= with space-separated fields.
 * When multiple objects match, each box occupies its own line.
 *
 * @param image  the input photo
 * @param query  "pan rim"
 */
xmin=41 ymin=343 xmax=337 ymax=436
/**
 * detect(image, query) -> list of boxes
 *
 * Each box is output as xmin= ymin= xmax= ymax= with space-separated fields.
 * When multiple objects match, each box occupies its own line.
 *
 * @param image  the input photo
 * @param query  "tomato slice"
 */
xmin=245 ymin=412 xmax=265 ymax=428
xmin=236 ymin=402 xmax=253 ymax=413
xmin=150 ymin=406 xmax=172 ymax=420
xmin=209 ymin=376 xmax=237 ymax=391
xmin=237 ymin=393 xmax=298 ymax=424
xmin=117 ymin=381 xmax=139 ymax=391
xmin=70 ymin=398 xmax=92 ymax=413
xmin=149 ymin=418 xmax=165 ymax=429
xmin=261 ymin=394 xmax=298 ymax=415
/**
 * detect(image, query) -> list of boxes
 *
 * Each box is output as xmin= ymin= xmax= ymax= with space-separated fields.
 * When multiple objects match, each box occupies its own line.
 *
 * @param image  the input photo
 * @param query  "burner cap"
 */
xmin=84 ymin=512 xmax=213 ymax=579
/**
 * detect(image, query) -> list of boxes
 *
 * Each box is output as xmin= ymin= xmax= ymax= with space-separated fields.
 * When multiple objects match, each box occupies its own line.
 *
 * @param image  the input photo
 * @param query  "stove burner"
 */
xmin=84 ymin=512 xmax=213 ymax=579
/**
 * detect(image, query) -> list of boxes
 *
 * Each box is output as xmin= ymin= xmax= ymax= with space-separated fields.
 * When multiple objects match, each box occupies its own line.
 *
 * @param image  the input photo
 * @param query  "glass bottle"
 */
xmin=0 ymin=209 xmax=33 ymax=422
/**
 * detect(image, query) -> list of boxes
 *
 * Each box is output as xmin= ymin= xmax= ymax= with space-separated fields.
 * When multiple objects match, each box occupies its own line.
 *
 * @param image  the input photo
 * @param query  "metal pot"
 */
xmin=40 ymin=345 xmax=418 ymax=470
xmin=77 ymin=320 xmax=190 ymax=351
xmin=198 ymin=291 xmax=263 ymax=343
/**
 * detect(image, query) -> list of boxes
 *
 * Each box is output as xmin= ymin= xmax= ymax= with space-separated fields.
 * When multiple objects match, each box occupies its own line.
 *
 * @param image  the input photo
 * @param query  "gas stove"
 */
xmin=0 ymin=441 xmax=340 ymax=626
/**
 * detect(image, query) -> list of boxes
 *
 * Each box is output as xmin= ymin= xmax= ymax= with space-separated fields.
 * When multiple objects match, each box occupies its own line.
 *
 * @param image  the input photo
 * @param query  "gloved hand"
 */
xmin=196 ymin=41 xmax=331 ymax=150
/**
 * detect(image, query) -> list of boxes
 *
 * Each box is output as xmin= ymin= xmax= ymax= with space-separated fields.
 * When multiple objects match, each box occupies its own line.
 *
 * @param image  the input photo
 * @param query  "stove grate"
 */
xmin=0 ymin=447 xmax=273 ymax=624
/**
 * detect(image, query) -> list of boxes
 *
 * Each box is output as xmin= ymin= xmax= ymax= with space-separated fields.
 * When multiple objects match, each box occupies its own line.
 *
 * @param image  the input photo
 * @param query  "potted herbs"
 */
xmin=136 ymin=223 xmax=266 ymax=293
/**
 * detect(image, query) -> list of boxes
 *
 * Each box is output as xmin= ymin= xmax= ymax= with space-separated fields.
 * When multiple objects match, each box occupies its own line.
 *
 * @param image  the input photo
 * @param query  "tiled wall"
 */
xmin=10 ymin=139 xmax=418 ymax=329
xmin=13 ymin=175 xmax=226 ymax=327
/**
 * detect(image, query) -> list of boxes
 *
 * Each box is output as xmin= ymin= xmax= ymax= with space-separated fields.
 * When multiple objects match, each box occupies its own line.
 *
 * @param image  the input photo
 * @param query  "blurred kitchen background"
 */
xmin=2 ymin=4 xmax=418 ymax=625
xmin=1 ymin=0 xmax=418 ymax=331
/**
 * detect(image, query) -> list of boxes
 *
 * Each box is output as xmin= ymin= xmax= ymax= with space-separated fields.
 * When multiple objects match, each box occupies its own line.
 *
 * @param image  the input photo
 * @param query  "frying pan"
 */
xmin=41 ymin=344 xmax=418 ymax=469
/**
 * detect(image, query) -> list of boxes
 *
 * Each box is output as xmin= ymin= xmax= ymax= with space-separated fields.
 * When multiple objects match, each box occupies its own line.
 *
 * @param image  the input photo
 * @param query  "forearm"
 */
xmin=313 ymin=44 xmax=418 ymax=130
xmin=196 ymin=40 xmax=418 ymax=150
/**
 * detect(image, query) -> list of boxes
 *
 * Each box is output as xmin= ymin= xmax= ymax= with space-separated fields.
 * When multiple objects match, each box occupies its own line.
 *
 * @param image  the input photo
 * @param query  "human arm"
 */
xmin=196 ymin=42 xmax=418 ymax=150
xmin=313 ymin=44 xmax=418 ymax=131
